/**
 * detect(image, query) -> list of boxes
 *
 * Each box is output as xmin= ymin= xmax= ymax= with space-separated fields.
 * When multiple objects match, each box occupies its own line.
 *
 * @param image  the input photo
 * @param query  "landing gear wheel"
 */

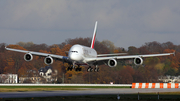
xmin=75 ymin=67 xmax=82 ymax=71
xmin=75 ymin=65 xmax=82 ymax=72
xmin=67 ymin=67 xmax=73 ymax=71
xmin=90 ymin=68 xmax=93 ymax=72
xmin=75 ymin=68 xmax=78 ymax=71
xmin=87 ymin=67 xmax=93 ymax=72
xmin=79 ymin=68 xmax=82 ymax=71
xmin=87 ymin=68 xmax=90 ymax=72
xmin=94 ymin=68 xmax=99 ymax=72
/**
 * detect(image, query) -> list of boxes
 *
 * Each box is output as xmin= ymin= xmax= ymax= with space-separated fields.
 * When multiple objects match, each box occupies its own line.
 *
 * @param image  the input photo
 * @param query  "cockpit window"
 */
xmin=71 ymin=51 xmax=78 ymax=53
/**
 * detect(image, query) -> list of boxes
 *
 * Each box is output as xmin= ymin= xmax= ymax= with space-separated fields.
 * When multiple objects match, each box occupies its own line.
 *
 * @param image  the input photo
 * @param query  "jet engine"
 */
xmin=134 ymin=57 xmax=143 ymax=65
xmin=44 ymin=56 xmax=53 ymax=65
xmin=24 ymin=53 xmax=33 ymax=61
xmin=108 ymin=59 xmax=117 ymax=67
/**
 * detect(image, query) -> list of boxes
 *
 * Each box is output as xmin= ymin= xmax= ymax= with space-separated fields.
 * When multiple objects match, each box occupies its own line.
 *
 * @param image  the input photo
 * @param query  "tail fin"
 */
xmin=91 ymin=21 xmax=98 ymax=49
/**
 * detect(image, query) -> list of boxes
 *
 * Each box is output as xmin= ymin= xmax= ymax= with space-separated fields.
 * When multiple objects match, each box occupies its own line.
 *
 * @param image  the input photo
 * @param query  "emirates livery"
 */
xmin=5 ymin=21 xmax=175 ymax=72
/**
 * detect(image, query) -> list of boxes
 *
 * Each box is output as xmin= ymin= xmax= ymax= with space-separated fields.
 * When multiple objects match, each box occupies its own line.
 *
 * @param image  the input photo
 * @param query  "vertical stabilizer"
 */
xmin=91 ymin=21 xmax=98 ymax=49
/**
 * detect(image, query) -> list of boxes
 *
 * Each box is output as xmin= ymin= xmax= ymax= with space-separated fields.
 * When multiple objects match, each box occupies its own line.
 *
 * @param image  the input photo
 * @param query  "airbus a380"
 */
xmin=5 ymin=21 xmax=175 ymax=72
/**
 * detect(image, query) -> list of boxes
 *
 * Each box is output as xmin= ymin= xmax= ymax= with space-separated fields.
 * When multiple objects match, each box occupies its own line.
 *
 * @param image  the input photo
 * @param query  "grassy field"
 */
xmin=2 ymin=93 xmax=180 ymax=101
xmin=0 ymin=86 xmax=130 ymax=92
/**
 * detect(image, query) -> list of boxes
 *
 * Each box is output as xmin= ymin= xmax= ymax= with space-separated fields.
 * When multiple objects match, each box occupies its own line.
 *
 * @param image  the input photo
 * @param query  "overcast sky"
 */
xmin=0 ymin=0 xmax=180 ymax=49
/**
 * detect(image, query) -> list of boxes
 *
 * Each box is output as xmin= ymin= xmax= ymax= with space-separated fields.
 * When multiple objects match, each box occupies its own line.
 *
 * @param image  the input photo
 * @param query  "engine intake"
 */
xmin=24 ymin=53 xmax=33 ymax=61
xmin=134 ymin=57 xmax=143 ymax=65
xmin=44 ymin=56 xmax=53 ymax=65
xmin=108 ymin=59 xmax=117 ymax=67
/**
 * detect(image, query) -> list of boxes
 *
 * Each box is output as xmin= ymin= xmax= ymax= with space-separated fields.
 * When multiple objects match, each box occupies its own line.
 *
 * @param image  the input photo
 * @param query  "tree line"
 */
xmin=0 ymin=38 xmax=180 ymax=84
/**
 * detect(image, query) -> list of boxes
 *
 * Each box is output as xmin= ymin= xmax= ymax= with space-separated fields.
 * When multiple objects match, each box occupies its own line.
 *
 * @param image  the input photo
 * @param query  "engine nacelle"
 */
xmin=24 ymin=53 xmax=33 ymax=61
xmin=134 ymin=57 xmax=143 ymax=65
xmin=108 ymin=59 xmax=117 ymax=67
xmin=44 ymin=56 xmax=53 ymax=65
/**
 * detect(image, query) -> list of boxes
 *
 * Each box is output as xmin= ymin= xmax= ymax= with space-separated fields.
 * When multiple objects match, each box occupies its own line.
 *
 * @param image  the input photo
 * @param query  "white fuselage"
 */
xmin=68 ymin=44 xmax=97 ymax=65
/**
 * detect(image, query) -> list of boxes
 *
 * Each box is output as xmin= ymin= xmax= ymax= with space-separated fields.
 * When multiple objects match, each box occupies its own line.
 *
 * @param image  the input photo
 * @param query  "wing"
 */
xmin=97 ymin=53 xmax=127 ymax=57
xmin=5 ymin=47 xmax=66 ymax=61
xmin=86 ymin=52 xmax=175 ymax=63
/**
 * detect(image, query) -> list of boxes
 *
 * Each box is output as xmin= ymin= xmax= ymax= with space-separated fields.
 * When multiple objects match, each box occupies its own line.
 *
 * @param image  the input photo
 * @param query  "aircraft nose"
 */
xmin=69 ymin=53 xmax=75 ymax=60
xmin=69 ymin=53 xmax=82 ymax=61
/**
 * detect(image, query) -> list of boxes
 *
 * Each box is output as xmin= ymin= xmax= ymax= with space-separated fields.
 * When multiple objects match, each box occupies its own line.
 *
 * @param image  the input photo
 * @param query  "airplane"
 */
xmin=5 ymin=21 xmax=175 ymax=72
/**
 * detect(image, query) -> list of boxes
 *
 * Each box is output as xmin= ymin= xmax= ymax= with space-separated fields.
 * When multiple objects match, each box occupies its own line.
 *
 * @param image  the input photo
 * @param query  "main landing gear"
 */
xmin=67 ymin=67 xmax=72 ymax=71
xmin=87 ymin=66 xmax=99 ymax=72
xmin=67 ymin=65 xmax=82 ymax=72
xmin=75 ymin=66 xmax=82 ymax=71
xmin=67 ymin=65 xmax=99 ymax=72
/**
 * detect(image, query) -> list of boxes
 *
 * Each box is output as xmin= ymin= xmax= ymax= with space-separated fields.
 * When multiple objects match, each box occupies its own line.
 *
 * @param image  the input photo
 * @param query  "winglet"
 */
xmin=173 ymin=51 xmax=176 ymax=56
xmin=5 ymin=46 xmax=7 ymax=49
xmin=91 ymin=21 xmax=98 ymax=49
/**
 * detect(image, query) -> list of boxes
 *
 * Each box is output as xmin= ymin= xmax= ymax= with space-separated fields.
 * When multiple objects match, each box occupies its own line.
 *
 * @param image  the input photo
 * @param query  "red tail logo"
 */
xmin=91 ymin=21 xmax=98 ymax=49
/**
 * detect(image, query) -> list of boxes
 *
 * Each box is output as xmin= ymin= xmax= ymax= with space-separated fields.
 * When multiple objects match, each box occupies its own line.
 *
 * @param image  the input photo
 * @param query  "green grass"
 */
xmin=0 ymin=86 xmax=130 ymax=92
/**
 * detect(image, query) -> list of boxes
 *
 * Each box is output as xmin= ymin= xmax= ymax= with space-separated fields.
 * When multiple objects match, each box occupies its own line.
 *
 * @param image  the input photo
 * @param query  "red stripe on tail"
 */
xmin=91 ymin=21 xmax=98 ymax=49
